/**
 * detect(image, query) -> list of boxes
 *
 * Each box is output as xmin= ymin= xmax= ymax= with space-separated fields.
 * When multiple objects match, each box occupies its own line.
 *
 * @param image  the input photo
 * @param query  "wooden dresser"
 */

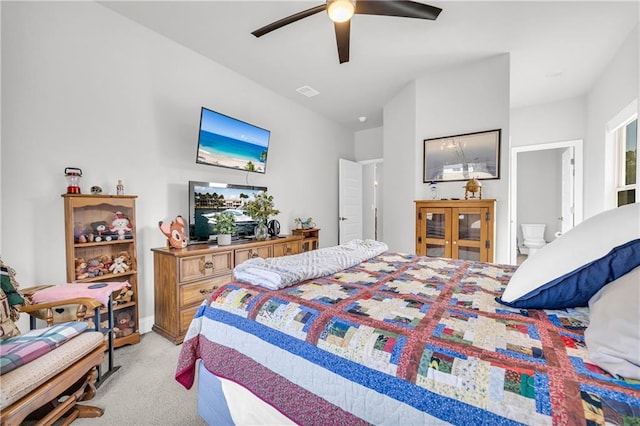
xmin=151 ymin=235 xmax=302 ymax=344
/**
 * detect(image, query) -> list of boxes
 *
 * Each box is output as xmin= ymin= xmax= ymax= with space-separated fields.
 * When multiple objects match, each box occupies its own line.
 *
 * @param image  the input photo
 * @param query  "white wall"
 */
xmin=511 ymin=97 xmax=586 ymax=148
xmin=354 ymin=127 xmax=383 ymax=161
xmin=382 ymin=55 xmax=510 ymax=260
xmin=1 ymin=2 xmax=353 ymax=331
xmin=586 ymin=25 xmax=639 ymax=218
xmin=383 ymin=83 xmax=416 ymax=252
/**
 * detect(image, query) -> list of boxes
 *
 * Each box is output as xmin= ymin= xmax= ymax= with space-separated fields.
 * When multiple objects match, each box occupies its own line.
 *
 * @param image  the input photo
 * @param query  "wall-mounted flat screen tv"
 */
xmin=188 ymin=181 xmax=267 ymax=243
xmin=196 ymin=107 xmax=271 ymax=174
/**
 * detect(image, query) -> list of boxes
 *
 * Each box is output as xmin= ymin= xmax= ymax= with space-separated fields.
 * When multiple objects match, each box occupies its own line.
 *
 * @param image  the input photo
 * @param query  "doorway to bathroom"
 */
xmin=509 ymin=139 xmax=584 ymax=265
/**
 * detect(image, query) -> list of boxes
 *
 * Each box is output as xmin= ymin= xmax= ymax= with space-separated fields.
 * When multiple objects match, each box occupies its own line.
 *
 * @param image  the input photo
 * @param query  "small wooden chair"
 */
xmin=0 ymin=262 xmax=107 ymax=426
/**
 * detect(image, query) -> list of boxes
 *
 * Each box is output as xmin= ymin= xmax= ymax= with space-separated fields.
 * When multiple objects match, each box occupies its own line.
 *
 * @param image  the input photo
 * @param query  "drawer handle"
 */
xmin=248 ymin=249 xmax=259 ymax=259
xmin=199 ymin=287 xmax=214 ymax=295
xmin=286 ymin=247 xmax=292 ymax=254
xmin=198 ymin=259 xmax=214 ymax=274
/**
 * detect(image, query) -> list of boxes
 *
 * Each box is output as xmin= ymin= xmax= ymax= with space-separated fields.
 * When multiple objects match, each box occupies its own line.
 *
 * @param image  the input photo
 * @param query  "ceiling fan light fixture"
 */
xmin=327 ymin=0 xmax=356 ymax=23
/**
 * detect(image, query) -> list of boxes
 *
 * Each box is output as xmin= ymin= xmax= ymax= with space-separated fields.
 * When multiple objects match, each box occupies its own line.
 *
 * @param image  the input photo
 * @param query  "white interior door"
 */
xmin=560 ymin=147 xmax=575 ymax=234
xmin=339 ymin=159 xmax=363 ymax=244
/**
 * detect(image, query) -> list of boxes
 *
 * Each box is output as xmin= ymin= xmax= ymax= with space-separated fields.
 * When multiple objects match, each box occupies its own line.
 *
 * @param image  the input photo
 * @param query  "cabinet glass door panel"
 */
xmin=426 ymin=212 xmax=446 ymax=239
xmin=457 ymin=212 xmax=482 ymax=241
xmin=426 ymin=244 xmax=446 ymax=258
xmin=456 ymin=246 xmax=481 ymax=261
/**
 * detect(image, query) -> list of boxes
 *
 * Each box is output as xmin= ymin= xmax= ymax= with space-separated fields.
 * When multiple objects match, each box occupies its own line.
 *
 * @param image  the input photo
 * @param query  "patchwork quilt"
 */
xmin=176 ymin=253 xmax=640 ymax=425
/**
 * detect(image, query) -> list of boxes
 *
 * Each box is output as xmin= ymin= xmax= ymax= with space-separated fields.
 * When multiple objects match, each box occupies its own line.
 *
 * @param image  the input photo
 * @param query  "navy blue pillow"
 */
xmin=498 ymin=239 xmax=640 ymax=309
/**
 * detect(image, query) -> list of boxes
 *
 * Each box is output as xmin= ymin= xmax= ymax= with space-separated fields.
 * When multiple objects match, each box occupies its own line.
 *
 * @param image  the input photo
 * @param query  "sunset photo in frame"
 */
xmin=423 ymin=129 xmax=501 ymax=183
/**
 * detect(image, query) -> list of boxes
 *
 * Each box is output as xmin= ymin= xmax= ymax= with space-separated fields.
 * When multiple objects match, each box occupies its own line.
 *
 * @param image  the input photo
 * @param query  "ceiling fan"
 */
xmin=251 ymin=0 xmax=442 ymax=64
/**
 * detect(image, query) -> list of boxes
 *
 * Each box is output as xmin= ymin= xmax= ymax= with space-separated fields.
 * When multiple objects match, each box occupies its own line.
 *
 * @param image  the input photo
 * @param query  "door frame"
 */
xmin=360 ymin=158 xmax=383 ymax=241
xmin=338 ymin=158 xmax=363 ymax=244
xmin=509 ymin=139 xmax=584 ymax=265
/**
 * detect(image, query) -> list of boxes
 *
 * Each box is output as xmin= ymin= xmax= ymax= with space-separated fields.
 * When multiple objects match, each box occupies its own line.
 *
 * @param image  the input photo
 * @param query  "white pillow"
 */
xmin=584 ymin=266 xmax=640 ymax=379
xmin=497 ymin=203 xmax=640 ymax=309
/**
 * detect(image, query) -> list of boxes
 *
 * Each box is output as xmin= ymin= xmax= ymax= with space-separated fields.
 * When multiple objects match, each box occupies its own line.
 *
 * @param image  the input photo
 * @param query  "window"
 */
xmin=615 ymin=118 xmax=638 ymax=206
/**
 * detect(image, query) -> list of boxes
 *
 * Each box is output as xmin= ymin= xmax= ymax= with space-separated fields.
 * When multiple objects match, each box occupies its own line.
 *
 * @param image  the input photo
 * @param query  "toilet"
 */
xmin=521 ymin=224 xmax=547 ymax=256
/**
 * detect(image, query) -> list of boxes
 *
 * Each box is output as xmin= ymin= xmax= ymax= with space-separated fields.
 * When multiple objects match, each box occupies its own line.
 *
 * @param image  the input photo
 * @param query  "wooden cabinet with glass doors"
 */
xmin=415 ymin=199 xmax=496 ymax=263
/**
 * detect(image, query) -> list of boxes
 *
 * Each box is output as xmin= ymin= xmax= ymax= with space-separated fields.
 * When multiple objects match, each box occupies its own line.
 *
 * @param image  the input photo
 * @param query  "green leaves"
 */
xmin=246 ymin=192 xmax=280 ymax=223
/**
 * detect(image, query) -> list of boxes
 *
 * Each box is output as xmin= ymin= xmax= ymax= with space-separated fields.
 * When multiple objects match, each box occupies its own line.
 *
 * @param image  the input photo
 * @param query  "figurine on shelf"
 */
xmin=295 ymin=217 xmax=315 ymax=229
xmin=86 ymin=259 xmax=103 ymax=278
xmin=118 ymin=251 xmax=131 ymax=265
xmin=158 ymin=215 xmax=187 ymax=249
xmin=109 ymin=255 xmax=129 ymax=274
xmin=116 ymin=180 xmax=124 ymax=195
xmin=98 ymin=254 xmax=112 ymax=275
xmin=75 ymin=258 xmax=88 ymax=280
xmin=110 ymin=211 xmax=132 ymax=240
xmin=91 ymin=221 xmax=112 ymax=242
xmin=464 ymin=177 xmax=483 ymax=200
xmin=114 ymin=311 xmax=134 ymax=337
xmin=114 ymin=289 xmax=134 ymax=305
xmin=74 ymin=223 xmax=94 ymax=243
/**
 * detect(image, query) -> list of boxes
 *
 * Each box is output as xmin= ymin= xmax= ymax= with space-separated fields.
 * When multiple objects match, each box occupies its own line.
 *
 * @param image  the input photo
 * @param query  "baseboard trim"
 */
xmin=139 ymin=315 xmax=154 ymax=335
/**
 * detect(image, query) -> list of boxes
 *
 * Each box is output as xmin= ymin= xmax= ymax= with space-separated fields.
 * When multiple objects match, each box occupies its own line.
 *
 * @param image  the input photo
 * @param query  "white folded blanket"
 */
xmin=233 ymin=239 xmax=389 ymax=290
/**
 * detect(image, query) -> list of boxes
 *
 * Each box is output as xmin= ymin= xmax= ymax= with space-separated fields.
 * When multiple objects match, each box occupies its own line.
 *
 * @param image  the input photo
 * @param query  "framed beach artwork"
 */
xmin=423 ymin=129 xmax=501 ymax=183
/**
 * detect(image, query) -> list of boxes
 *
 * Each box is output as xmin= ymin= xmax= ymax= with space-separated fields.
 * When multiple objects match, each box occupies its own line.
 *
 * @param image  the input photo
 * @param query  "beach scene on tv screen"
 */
xmin=197 ymin=109 xmax=270 ymax=173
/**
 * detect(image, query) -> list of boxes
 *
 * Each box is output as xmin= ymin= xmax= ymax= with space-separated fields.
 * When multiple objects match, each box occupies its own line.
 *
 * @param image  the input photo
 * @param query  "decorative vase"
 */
xmin=254 ymin=222 xmax=268 ymax=241
xmin=217 ymin=234 xmax=231 ymax=246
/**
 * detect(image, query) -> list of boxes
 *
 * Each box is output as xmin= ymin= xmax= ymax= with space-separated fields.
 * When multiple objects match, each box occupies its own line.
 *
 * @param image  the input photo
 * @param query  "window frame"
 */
xmin=614 ymin=117 xmax=637 ymax=206
xmin=606 ymin=99 xmax=638 ymax=208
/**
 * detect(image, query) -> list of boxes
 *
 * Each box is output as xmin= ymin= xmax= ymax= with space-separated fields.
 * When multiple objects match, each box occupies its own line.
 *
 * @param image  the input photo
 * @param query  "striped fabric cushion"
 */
xmin=0 ymin=321 xmax=88 ymax=374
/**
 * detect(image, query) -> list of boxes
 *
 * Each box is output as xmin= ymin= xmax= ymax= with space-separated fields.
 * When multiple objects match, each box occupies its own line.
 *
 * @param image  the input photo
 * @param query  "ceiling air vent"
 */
xmin=296 ymin=85 xmax=320 ymax=98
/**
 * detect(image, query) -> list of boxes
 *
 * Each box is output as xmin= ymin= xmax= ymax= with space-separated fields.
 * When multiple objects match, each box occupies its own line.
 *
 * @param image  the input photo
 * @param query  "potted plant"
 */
xmin=246 ymin=192 xmax=280 ymax=240
xmin=212 ymin=211 xmax=236 ymax=245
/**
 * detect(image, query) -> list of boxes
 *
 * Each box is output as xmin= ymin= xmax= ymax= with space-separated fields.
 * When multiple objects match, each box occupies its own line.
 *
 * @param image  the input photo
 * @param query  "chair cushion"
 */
xmin=0 ymin=330 xmax=104 ymax=410
xmin=30 ymin=281 xmax=129 ymax=307
xmin=0 ymin=289 xmax=20 ymax=341
xmin=0 ymin=321 xmax=88 ymax=374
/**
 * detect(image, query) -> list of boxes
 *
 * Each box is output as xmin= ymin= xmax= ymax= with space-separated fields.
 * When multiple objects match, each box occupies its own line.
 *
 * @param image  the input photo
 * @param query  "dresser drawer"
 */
xmin=179 ymin=274 xmax=230 ymax=308
xmin=180 ymin=305 xmax=200 ymax=335
xmin=273 ymin=240 xmax=301 ymax=257
xmin=178 ymin=251 xmax=232 ymax=283
xmin=235 ymin=245 xmax=272 ymax=265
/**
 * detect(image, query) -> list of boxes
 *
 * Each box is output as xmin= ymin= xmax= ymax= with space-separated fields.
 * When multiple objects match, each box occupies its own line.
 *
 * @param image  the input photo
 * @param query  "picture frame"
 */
xmin=423 ymin=129 xmax=501 ymax=183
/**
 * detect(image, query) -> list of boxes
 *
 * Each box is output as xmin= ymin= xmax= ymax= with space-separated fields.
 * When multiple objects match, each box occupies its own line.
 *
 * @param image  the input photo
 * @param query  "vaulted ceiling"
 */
xmin=101 ymin=1 xmax=639 ymax=131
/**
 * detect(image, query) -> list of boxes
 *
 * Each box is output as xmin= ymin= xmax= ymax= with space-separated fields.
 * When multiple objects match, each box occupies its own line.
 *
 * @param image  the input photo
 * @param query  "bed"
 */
xmin=176 ymin=205 xmax=640 ymax=425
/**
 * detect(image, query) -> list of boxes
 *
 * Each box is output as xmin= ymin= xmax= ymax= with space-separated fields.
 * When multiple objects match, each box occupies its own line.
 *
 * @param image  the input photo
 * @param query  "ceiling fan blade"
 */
xmin=355 ymin=1 xmax=442 ymax=20
xmin=334 ymin=21 xmax=351 ymax=64
xmin=252 ymin=4 xmax=327 ymax=37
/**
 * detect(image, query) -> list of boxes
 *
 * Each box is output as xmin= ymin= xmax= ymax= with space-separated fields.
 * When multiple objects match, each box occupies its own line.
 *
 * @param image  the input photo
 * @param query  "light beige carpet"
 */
xmin=74 ymin=331 xmax=207 ymax=426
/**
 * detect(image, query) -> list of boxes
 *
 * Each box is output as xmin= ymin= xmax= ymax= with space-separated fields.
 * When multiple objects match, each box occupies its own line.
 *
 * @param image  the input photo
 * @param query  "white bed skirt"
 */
xmin=197 ymin=361 xmax=296 ymax=425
